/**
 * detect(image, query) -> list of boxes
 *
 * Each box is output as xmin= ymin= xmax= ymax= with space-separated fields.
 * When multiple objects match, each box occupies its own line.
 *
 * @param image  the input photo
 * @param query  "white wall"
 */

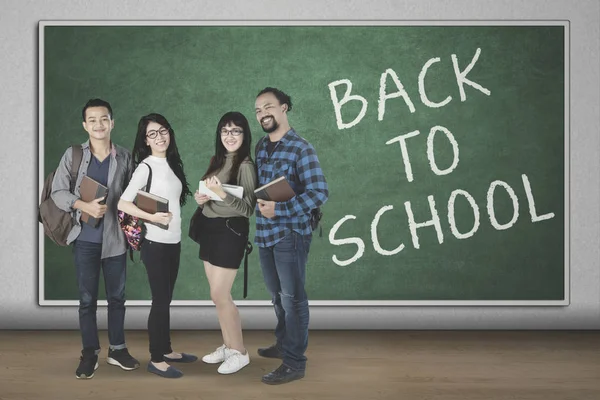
xmin=1 ymin=0 xmax=598 ymax=329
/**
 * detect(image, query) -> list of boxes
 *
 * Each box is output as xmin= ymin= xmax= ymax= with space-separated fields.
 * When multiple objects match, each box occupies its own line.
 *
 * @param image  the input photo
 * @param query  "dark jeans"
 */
xmin=140 ymin=240 xmax=181 ymax=363
xmin=258 ymin=231 xmax=312 ymax=371
xmin=73 ymin=240 xmax=127 ymax=353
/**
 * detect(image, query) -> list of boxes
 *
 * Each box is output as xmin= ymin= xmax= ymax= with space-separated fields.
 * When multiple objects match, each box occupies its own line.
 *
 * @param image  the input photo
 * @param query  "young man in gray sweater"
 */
xmin=51 ymin=98 xmax=139 ymax=379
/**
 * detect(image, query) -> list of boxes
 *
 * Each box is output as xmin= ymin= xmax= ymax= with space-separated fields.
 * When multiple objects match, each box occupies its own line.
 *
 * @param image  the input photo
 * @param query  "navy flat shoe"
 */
xmin=147 ymin=362 xmax=183 ymax=378
xmin=163 ymin=353 xmax=198 ymax=363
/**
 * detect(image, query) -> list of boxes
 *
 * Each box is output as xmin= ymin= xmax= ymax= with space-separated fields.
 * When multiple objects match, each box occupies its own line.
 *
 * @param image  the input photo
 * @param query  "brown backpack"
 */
xmin=38 ymin=145 xmax=83 ymax=246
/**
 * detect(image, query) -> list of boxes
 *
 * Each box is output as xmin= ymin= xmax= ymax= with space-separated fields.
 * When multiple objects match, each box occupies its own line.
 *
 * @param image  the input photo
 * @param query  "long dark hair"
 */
xmin=201 ymin=111 xmax=253 ymax=184
xmin=132 ymin=113 xmax=191 ymax=206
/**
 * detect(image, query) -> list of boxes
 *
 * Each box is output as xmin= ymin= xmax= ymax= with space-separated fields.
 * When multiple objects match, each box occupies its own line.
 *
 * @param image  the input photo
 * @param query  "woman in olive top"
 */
xmin=193 ymin=111 xmax=257 ymax=375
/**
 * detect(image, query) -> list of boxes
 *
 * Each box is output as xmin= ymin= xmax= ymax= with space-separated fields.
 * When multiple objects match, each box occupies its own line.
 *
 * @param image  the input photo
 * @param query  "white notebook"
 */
xmin=199 ymin=180 xmax=244 ymax=202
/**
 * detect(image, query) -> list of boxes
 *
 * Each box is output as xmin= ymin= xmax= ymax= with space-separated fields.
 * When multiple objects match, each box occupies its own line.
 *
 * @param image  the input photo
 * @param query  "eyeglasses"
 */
xmin=220 ymin=128 xmax=243 ymax=136
xmin=146 ymin=128 xmax=169 ymax=139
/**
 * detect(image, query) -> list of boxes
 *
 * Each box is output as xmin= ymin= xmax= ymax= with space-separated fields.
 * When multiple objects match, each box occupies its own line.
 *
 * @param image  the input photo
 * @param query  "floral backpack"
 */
xmin=118 ymin=162 xmax=152 ymax=259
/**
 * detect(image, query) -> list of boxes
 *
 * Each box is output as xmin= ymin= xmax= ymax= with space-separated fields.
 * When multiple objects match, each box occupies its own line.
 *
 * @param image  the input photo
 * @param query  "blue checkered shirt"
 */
xmin=254 ymin=129 xmax=329 ymax=248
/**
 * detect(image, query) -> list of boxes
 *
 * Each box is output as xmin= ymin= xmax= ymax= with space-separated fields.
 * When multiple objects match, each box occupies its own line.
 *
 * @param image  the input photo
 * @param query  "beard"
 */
xmin=261 ymin=116 xmax=279 ymax=133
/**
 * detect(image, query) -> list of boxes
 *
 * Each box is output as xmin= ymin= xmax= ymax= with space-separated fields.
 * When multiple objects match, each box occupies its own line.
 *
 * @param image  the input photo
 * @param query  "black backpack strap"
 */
xmin=254 ymin=136 xmax=266 ymax=158
xmin=141 ymin=162 xmax=153 ymax=192
xmin=315 ymin=208 xmax=323 ymax=237
xmin=243 ymin=241 xmax=253 ymax=299
xmin=129 ymin=162 xmax=152 ymax=263
xmin=69 ymin=145 xmax=83 ymax=192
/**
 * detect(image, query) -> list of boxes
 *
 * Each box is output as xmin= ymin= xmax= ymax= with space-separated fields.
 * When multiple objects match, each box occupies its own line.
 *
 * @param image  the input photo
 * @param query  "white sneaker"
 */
xmin=202 ymin=344 xmax=230 ymax=364
xmin=217 ymin=349 xmax=250 ymax=374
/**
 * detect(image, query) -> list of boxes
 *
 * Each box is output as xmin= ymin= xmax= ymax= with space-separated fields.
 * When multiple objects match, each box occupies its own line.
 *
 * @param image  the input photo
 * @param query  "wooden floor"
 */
xmin=0 ymin=330 xmax=598 ymax=400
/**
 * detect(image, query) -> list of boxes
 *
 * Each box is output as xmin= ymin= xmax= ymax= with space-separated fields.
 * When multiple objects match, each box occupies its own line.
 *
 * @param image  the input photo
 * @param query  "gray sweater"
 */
xmin=202 ymin=153 xmax=258 ymax=219
xmin=50 ymin=140 xmax=132 ymax=258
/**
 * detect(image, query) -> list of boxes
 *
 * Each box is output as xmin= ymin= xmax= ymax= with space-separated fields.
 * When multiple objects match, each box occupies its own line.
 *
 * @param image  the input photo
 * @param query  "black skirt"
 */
xmin=197 ymin=211 xmax=249 ymax=269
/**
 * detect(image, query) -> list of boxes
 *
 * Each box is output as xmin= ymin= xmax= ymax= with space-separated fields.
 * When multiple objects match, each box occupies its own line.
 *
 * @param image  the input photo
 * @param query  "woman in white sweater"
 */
xmin=117 ymin=113 xmax=194 ymax=379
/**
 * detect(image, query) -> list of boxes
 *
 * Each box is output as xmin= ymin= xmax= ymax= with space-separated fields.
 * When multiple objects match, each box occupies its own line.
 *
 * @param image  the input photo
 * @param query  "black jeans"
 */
xmin=140 ymin=240 xmax=181 ymax=362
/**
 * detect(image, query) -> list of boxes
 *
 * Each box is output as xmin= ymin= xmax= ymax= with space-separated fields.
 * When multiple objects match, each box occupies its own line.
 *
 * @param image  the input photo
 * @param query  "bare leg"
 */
xmin=204 ymin=261 xmax=230 ymax=347
xmin=205 ymin=261 xmax=245 ymax=353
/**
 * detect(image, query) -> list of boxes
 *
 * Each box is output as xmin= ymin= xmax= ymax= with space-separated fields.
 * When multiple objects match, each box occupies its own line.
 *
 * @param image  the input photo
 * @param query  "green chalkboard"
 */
xmin=40 ymin=24 xmax=566 ymax=304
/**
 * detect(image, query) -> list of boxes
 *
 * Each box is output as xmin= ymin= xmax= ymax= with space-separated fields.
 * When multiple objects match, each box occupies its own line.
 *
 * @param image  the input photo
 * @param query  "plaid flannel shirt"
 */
xmin=254 ymin=129 xmax=329 ymax=247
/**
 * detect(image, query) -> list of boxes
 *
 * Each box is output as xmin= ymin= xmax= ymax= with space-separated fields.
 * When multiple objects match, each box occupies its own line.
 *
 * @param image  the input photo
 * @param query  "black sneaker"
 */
xmin=75 ymin=352 xmax=99 ymax=379
xmin=257 ymin=343 xmax=283 ymax=359
xmin=107 ymin=348 xmax=140 ymax=371
xmin=261 ymin=363 xmax=305 ymax=385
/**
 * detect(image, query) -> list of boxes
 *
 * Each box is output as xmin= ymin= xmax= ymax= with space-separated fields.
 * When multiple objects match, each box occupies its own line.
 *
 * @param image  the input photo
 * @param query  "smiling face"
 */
xmin=145 ymin=121 xmax=170 ymax=157
xmin=82 ymin=106 xmax=113 ymax=141
xmin=255 ymin=92 xmax=288 ymax=134
xmin=220 ymin=122 xmax=244 ymax=153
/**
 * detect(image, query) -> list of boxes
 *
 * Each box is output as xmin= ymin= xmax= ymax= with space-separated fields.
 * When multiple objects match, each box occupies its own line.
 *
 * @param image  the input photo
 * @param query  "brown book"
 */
xmin=79 ymin=176 xmax=109 ymax=228
xmin=254 ymin=176 xmax=295 ymax=202
xmin=135 ymin=190 xmax=170 ymax=230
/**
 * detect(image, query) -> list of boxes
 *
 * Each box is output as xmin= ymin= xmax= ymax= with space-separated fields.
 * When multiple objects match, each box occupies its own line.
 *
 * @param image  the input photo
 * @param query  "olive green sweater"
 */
xmin=201 ymin=153 xmax=258 ymax=219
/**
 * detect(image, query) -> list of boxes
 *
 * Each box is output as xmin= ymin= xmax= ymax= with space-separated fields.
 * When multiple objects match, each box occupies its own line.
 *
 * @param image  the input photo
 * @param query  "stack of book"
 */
xmin=198 ymin=181 xmax=244 ymax=201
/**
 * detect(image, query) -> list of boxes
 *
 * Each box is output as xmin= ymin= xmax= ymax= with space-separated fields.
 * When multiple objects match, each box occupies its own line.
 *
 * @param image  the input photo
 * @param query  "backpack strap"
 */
xmin=69 ymin=145 xmax=83 ymax=192
xmin=243 ymin=241 xmax=253 ymax=299
xmin=141 ymin=162 xmax=153 ymax=192
xmin=314 ymin=208 xmax=323 ymax=238
xmin=128 ymin=162 xmax=152 ymax=263
xmin=254 ymin=136 xmax=266 ymax=158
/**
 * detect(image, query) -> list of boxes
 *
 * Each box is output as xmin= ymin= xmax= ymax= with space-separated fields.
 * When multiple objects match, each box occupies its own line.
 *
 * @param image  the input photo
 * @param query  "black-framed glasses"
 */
xmin=220 ymin=128 xmax=243 ymax=136
xmin=146 ymin=128 xmax=169 ymax=139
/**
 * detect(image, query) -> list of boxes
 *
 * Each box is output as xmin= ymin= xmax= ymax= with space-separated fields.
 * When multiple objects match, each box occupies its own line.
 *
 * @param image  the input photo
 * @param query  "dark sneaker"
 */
xmin=261 ymin=363 xmax=305 ymax=385
xmin=257 ymin=343 xmax=282 ymax=359
xmin=107 ymin=348 xmax=140 ymax=371
xmin=75 ymin=353 xmax=99 ymax=379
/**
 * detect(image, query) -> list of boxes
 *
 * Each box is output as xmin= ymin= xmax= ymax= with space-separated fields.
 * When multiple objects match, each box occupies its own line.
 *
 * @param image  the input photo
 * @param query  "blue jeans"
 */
xmin=258 ymin=231 xmax=312 ymax=371
xmin=73 ymin=240 xmax=127 ymax=353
